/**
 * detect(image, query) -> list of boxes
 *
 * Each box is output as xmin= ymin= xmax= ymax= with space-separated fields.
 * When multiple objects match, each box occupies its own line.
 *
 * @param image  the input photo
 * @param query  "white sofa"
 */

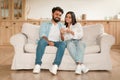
xmin=10 ymin=23 xmax=115 ymax=71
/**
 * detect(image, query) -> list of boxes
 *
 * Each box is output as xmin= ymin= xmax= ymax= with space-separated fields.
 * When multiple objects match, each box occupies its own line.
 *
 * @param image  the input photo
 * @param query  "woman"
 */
xmin=61 ymin=11 xmax=89 ymax=74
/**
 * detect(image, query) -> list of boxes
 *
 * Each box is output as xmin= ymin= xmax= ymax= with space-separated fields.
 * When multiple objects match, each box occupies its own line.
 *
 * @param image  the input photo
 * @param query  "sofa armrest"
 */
xmin=96 ymin=33 xmax=115 ymax=53
xmin=10 ymin=33 xmax=28 ymax=53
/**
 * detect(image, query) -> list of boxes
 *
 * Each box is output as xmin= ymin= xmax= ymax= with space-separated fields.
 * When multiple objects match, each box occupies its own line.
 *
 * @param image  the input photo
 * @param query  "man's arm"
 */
xmin=60 ymin=28 xmax=66 ymax=41
xmin=42 ymin=36 xmax=54 ymax=46
xmin=42 ymin=36 xmax=49 ymax=42
xmin=60 ymin=32 xmax=64 ymax=41
xmin=40 ymin=23 xmax=54 ymax=46
xmin=39 ymin=23 xmax=47 ymax=38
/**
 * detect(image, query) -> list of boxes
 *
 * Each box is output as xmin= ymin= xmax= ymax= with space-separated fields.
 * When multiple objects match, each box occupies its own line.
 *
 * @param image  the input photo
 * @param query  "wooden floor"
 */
xmin=0 ymin=46 xmax=120 ymax=80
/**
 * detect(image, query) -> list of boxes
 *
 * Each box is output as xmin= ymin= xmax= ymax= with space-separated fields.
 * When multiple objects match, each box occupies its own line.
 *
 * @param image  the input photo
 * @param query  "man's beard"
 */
xmin=52 ymin=17 xmax=60 ymax=23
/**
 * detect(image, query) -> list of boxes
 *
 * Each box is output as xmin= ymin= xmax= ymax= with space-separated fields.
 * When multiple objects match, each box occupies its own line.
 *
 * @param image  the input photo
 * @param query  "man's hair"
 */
xmin=52 ymin=7 xmax=64 ymax=14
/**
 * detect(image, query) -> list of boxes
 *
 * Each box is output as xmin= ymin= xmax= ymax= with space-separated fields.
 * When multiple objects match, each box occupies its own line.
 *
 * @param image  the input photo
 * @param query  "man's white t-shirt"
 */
xmin=48 ymin=24 xmax=60 ymax=42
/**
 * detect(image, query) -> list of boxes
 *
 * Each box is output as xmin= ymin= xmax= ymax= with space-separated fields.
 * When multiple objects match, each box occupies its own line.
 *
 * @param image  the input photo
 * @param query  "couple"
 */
xmin=33 ymin=6 xmax=89 ymax=75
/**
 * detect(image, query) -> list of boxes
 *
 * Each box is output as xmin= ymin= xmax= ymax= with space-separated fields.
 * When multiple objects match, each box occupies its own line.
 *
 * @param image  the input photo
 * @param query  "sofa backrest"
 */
xmin=82 ymin=24 xmax=104 ymax=46
xmin=21 ymin=23 xmax=104 ymax=45
xmin=21 ymin=23 xmax=40 ymax=44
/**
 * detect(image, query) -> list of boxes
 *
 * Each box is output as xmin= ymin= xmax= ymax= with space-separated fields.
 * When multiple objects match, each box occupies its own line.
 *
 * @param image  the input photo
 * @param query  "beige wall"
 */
xmin=26 ymin=0 xmax=120 ymax=20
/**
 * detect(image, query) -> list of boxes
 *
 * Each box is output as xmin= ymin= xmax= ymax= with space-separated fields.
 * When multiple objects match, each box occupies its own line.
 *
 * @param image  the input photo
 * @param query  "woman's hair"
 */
xmin=65 ymin=11 xmax=77 ymax=27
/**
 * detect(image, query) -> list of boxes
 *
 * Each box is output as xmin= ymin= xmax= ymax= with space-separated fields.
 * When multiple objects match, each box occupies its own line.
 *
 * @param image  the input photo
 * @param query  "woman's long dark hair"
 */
xmin=64 ymin=11 xmax=77 ymax=27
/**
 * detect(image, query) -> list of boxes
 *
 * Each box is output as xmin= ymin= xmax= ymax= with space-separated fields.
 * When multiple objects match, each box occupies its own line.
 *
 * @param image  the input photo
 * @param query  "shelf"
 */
xmin=0 ymin=0 xmax=25 ymax=20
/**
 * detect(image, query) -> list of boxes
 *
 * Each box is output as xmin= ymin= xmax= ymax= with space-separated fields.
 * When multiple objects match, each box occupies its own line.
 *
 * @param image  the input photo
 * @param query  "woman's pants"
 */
xmin=66 ymin=39 xmax=86 ymax=63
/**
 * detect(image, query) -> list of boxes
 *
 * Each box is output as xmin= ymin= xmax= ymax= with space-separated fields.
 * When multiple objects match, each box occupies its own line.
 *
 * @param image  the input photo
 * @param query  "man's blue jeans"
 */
xmin=35 ymin=38 xmax=66 ymax=66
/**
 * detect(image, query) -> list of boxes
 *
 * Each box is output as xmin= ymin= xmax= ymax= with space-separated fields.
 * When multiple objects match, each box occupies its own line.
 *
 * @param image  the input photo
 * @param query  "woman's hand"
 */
xmin=65 ymin=28 xmax=70 ymax=33
xmin=70 ymin=31 xmax=74 ymax=35
xmin=66 ymin=29 xmax=74 ymax=35
xmin=60 ymin=28 xmax=66 ymax=34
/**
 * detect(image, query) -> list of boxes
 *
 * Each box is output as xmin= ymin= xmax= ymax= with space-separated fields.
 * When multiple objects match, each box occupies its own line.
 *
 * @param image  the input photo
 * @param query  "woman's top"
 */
xmin=64 ymin=23 xmax=83 ymax=41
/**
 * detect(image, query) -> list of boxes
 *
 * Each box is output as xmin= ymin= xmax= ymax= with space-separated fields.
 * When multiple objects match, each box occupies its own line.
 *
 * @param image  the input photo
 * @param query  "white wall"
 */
xmin=26 ymin=0 xmax=120 ymax=20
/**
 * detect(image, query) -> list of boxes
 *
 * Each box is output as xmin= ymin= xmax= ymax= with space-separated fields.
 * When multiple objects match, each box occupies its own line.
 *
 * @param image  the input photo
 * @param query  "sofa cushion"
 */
xmin=24 ymin=43 xmax=57 ymax=53
xmin=85 ymin=45 xmax=100 ymax=54
xmin=82 ymin=24 xmax=104 ymax=46
xmin=24 ymin=43 xmax=100 ymax=54
xmin=21 ymin=23 xmax=40 ymax=44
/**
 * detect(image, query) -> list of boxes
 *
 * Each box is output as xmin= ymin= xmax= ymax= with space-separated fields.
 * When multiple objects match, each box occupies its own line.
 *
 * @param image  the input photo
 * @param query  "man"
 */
xmin=33 ymin=7 xmax=66 ymax=75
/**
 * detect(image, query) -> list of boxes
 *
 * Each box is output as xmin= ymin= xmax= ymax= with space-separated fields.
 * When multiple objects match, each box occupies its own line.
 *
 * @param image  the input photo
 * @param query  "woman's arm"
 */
xmin=72 ymin=23 xmax=83 ymax=39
